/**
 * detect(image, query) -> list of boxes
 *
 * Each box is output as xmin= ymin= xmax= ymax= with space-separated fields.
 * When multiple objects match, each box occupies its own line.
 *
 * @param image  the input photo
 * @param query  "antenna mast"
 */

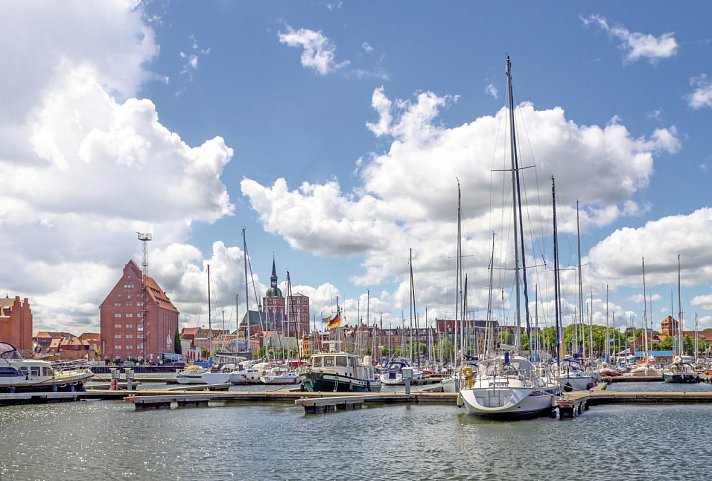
xmin=137 ymin=232 xmax=152 ymax=361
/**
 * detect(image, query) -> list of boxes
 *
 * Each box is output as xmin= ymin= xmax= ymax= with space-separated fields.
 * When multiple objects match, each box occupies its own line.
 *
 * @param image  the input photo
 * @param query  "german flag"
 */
xmin=326 ymin=314 xmax=341 ymax=330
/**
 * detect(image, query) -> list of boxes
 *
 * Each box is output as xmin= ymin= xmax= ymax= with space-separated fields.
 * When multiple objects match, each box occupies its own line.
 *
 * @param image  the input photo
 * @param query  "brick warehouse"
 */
xmin=99 ymin=260 xmax=179 ymax=362
xmin=0 ymin=296 xmax=33 ymax=355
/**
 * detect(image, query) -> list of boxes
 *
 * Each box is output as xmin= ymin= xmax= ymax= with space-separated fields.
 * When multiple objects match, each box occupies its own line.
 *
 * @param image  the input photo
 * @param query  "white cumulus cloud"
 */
xmin=0 ymin=1 xmax=234 ymax=332
xmin=242 ymin=87 xmax=679 ymax=313
xmin=581 ymin=14 xmax=678 ymax=63
xmin=689 ymin=74 xmax=712 ymax=110
xmin=278 ymin=25 xmax=349 ymax=75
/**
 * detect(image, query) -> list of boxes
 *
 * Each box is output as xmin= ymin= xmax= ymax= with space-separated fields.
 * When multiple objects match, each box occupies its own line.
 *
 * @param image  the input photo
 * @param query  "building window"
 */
xmin=137 ymin=343 xmax=143 ymax=350
xmin=114 ymin=334 xmax=122 ymax=339
xmin=126 ymin=313 xmax=133 ymax=318
xmin=115 ymin=345 xmax=122 ymax=349
xmin=126 ymin=334 xmax=133 ymax=339
xmin=114 ymin=313 xmax=121 ymax=318
xmin=125 ymin=345 xmax=132 ymax=350
xmin=125 ymin=324 xmax=133 ymax=329
xmin=137 ymin=324 xmax=144 ymax=332
xmin=137 ymin=334 xmax=144 ymax=339
xmin=114 ymin=323 xmax=122 ymax=328
xmin=113 ymin=303 xmax=121 ymax=307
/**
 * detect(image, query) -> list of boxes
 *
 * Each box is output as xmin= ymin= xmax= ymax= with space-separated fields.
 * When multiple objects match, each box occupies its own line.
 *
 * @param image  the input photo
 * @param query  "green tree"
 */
xmin=498 ymin=331 xmax=513 ymax=345
xmin=174 ymin=328 xmax=182 ymax=355
xmin=435 ymin=338 xmax=453 ymax=362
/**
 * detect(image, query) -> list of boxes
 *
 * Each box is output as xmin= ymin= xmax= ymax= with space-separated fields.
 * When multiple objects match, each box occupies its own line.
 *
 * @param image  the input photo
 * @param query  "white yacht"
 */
xmin=259 ymin=365 xmax=299 ymax=385
xmin=0 ymin=341 xmax=93 ymax=392
xmin=176 ymin=364 xmax=231 ymax=385
xmin=459 ymin=353 xmax=560 ymax=418
xmin=379 ymin=358 xmax=425 ymax=386
xmin=299 ymin=352 xmax=381 ymax=392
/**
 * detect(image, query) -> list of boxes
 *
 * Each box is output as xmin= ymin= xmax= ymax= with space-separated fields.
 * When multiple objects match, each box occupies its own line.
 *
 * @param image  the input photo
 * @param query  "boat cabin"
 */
xmin=311 ymin=352 xmax=359 ymax=369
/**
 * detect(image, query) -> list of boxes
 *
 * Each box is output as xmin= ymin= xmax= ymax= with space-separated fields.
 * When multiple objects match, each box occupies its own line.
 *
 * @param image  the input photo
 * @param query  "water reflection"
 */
xmin=1 ymin=400 xmax=711 ymax=480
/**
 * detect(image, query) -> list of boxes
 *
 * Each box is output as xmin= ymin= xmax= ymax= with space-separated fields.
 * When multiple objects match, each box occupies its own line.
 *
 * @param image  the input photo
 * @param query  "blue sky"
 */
xmin=2 ymin=1 xmax=712 ymax=335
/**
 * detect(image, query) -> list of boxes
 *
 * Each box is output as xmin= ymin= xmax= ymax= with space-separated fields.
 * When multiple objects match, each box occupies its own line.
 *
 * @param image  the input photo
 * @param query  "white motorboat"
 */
xmin=216 ymin=363 xmax=248 ymax=384
xmin=379 ymin=358 xmax=424 ymax=386
xmin=176 ymin=364 xmax=231 ymax=385
xmin=557 ymin=358 xmax=595 ymax=391
xmin=0 ymin=341 xmax=94 ymax=392
xmin=459 ymin=354 xmax=560 ymax=418
xmin=176 ymin=365 xmax=207 ymax=384
xmin=260 ymin=366 xmax=299 ymax=385
xmin=299 ymin=353 xmax=381 ymax=392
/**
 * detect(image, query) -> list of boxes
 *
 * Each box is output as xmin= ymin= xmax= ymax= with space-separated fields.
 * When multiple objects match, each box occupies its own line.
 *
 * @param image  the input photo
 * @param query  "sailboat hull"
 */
xmin=460 ymin=386 xmax=558 ymax=419
xmin=300 ymin=371 xmax=381 ymax=392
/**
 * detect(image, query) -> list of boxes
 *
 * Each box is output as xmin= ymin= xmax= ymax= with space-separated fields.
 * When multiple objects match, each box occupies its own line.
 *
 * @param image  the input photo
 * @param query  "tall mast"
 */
xmin=506 ymin=57 xmax=522 ymax=351
xmin=677 ymin=253 xmax=683 ymax=357
xmin=242 ymin=228 xmax=251 ymax=355
xmin=642 ymin=257 xmax=649 ymax=360
xmin=589 ymin=291 xmax=594 ymax=359
xmin=454 ymin=179 xmax=461 ymax=365
xmin=486 ymin=232 xmax=495 ymax=357
xmin=576 ymin=201 xmax=585 ymax=357
xmin=409 ymin=248 xmax=414 ymax=363
xmin=605 ymin=284 xmax=610 ymax=363
xmin=410 ymin=249 xmax=419 ymax=366
xmin=552 ymin=176 xmax=562 ymax=367
xmin=506 ymin=56 xmax=532 ymax=356
xmin=695 ymin=313 xmax=699 ymax=363
xmin=207 ymin=263 xmax=212 ymax=360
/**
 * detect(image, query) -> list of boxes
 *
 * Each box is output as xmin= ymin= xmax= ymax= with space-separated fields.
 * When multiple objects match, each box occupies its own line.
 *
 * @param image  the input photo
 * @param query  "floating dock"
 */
xmin=128 ymin=390 xmax=455 ymax=411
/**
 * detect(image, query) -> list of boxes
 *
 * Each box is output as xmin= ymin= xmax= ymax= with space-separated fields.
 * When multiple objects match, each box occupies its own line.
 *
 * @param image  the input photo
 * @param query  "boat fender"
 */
xmin=461 ymin=366 xmax=474 ymax=389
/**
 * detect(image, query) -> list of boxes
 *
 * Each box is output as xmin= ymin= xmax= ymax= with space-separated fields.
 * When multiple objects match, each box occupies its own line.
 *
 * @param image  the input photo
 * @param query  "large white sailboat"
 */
xmin=460 ymin=352 xmax=560 ymax=417
xmin=459 ymin=57 xmax=560 ymax=418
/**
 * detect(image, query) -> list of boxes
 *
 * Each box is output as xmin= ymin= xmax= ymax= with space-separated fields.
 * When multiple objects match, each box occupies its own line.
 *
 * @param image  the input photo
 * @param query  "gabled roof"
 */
xmin=101 ymin=260 xmax=179 ymax=314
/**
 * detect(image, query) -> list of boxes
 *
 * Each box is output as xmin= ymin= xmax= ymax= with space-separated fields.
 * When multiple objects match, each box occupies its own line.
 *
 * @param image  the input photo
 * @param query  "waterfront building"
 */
xmin=0 ymin=296 xmax=33 ymax=355
xmin=33 ymin=331 xmax=75 ymax=352
xmin=661 ymin=315 xmax=679 ymax=336
xmin=33 ymin=331 xmax=100 ymax=360
xmin=99 ymin=260 xmax=179 ymax=362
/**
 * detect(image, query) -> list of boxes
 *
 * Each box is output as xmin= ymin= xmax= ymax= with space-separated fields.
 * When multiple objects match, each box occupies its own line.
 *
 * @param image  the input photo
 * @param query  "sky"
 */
xmin=2 ymin=1 xmax=712 ymax=337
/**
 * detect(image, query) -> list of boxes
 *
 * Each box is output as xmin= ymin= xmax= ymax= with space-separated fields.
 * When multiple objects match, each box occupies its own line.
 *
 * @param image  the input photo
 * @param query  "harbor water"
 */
xmin=1 ymin=383 xmax=712 ymax=480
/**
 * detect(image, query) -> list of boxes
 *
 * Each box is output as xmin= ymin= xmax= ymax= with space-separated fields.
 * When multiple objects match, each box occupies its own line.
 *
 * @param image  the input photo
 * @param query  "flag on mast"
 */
xmin=327 ymin=314 xmax=341 ymax=330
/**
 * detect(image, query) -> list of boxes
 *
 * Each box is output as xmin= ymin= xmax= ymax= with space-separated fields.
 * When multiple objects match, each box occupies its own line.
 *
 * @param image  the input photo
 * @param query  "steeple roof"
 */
xmin=265 ymin=255 xmax=283 ymax=297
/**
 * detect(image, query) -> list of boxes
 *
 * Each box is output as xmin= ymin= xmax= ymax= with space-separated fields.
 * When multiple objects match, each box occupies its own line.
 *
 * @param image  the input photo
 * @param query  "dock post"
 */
xmin=125 ymin=368 xmax=135 ymax=391
xmin=403 ymin=367 xmax=413 ymax=395
xmin=110 ymin=368 xmax=119 ymax=390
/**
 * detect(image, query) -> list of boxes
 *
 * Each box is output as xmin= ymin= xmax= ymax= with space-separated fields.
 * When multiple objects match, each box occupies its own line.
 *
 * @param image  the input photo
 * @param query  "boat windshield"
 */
xmin=479 ymin=357 xmax=533 ymax=377
xmin=0 ymin=342 xmax=22 ymax=360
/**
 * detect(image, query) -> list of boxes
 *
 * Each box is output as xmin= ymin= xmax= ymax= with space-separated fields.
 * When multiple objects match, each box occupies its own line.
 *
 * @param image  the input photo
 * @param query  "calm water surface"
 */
xmin=1 ymin=384 xmax=711 ymax=480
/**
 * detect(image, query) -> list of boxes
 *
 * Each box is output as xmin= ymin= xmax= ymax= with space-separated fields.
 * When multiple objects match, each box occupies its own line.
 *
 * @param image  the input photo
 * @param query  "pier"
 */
xmin=4 ymin=382 xmax=712 ymax=417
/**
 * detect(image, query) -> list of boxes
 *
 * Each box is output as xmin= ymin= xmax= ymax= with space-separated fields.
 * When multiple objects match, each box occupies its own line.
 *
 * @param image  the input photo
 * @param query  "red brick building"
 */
xmin=99 ymin=260 xmax=179 ymax=362
xmin=262 ymin=258 xmax=310 ymax=336
xmin=0 ymin=296 xmax=33 ymax=355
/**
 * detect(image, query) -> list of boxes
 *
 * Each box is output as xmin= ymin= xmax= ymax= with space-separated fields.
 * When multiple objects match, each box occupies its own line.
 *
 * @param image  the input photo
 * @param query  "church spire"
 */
xmin=266 ymin=256 xmax=283 ymax=297
xmin=270 ymin=256 xmax=278 ymax=288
